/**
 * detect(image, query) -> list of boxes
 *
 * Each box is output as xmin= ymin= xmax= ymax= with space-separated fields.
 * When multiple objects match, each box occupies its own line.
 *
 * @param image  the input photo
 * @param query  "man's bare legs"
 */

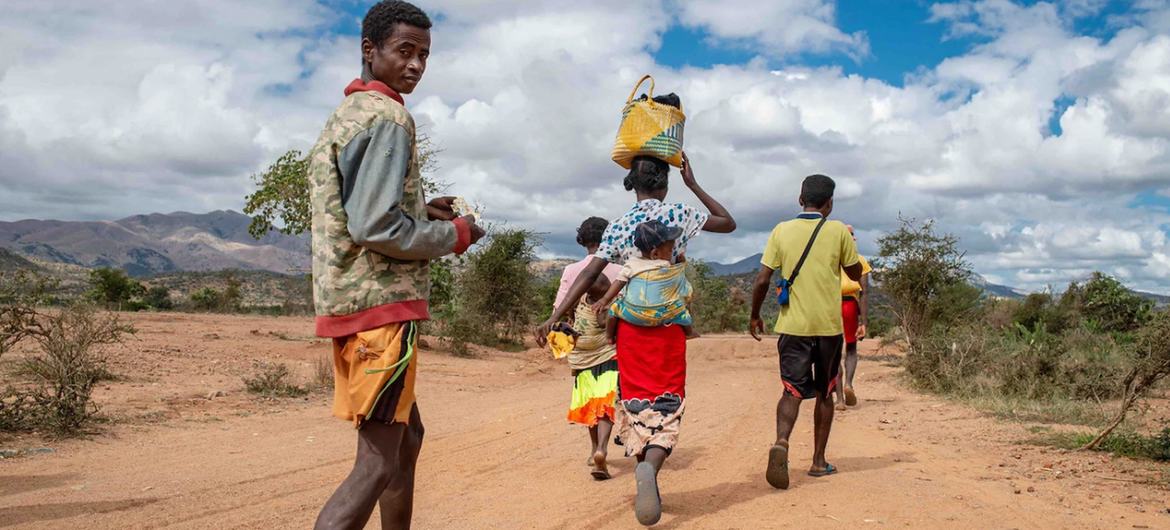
xmin=835 ymin=342 xmax=859 ymax=408
xmin=768 ymin=391 xmax=836 ymax=486
xmin=811 ymin=392 xmax=834 ymax=472
xmin=315 ymin=406 xmax=424 ymax=530
xmin=775 ymin=392 xmax=801 ymax=445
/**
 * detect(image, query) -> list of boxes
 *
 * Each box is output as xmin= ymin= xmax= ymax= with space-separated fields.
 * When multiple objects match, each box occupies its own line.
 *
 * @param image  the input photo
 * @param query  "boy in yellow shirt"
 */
xmin=749 ymin=174 xmax=862 ymax=489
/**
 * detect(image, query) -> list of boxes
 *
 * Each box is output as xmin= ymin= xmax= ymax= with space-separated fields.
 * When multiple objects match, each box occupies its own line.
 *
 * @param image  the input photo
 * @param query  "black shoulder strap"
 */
xmin=787 ymin=217 xmax=828 ymax=284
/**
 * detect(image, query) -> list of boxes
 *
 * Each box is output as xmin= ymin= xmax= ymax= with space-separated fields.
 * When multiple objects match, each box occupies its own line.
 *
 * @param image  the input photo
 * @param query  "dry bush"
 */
xmin=312 ymin=354 xmax=334 ymax=392
xmin=243 ymin=361 xmax=309 ymax=398
xmin=1 ymin=304 xmax=133 ymax=436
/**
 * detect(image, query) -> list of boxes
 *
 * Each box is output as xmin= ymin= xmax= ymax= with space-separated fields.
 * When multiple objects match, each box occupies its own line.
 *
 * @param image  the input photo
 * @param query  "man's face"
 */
xmin=363 ymin=23 xmax=430 ymax=94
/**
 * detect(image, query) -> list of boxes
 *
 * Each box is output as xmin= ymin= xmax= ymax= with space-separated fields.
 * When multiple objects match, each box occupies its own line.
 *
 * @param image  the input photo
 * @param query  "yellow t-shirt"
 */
xmin=760 ymin=215 xmax=860 ymax=336
xmin=841 ymin=255 xmax=872 ymax=299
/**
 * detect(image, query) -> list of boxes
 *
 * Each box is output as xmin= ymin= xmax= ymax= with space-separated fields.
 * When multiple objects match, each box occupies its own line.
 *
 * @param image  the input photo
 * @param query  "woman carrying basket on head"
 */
xmin=536 ymin=76 xmax=737 ymax=527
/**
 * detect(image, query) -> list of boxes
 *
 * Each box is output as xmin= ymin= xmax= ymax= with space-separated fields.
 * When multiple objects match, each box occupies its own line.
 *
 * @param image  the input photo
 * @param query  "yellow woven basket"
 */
xmin=611 ymin=74 xmax=686 ymax=169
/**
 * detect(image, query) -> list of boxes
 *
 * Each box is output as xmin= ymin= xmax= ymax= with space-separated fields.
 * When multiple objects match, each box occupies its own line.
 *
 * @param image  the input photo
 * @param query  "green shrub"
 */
xmin=1071 ymin=272 xmax=1152 ymax=333
xmin=143 ymin=286 xmax=174 ymax=310
xmin=436 ymin=229 xmax=541 ymax=353
xmin=874 ymin=218 xmax=971 ymax=353
xmin=534 ymin=274 xmax=560 ymax=325
xmin=687 ymin=261 xmax=749 ymax=333
xmin=87 ymin=268 xmax=143 ymax=309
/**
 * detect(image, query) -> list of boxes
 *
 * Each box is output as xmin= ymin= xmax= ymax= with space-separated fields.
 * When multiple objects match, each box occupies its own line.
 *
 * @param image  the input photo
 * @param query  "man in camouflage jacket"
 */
xmin=311 ymin=2 xmax=484 ymax=529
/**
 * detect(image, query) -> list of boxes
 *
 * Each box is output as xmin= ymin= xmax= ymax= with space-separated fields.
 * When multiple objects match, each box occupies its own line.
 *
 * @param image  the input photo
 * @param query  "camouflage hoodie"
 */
xmin=309 ymin=79 xmax=471 ymax=337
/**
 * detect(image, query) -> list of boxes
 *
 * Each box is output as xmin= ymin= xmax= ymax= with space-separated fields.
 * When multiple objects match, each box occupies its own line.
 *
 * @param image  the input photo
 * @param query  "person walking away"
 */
xmin=748 ymin=174 xmax=862 ymax=490
xmin=567 ymin=273 xmax=621 ymax=479
xmin=536 ymin=150 xmax=736 ymax=526
xmin=835 ymin=224 xmax=871 ymax=409
xmin=308 ymin=2 xmax=485 ymax=528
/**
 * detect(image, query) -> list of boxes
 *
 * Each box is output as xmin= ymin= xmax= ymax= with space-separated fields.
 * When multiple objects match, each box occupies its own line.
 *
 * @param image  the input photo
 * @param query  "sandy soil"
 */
xmin=1 ymin=312 xmax=1168 ymax=529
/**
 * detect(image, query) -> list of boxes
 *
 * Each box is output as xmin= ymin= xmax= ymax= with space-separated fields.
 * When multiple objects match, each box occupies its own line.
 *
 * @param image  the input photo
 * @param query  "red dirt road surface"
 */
xmin=1 ymin=313 xmax=1167 ymax=529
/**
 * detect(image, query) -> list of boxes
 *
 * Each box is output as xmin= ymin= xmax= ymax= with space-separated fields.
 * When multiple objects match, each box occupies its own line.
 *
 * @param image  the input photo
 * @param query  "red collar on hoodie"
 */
xmin=344 ymin=78 xmax=405 ymax=106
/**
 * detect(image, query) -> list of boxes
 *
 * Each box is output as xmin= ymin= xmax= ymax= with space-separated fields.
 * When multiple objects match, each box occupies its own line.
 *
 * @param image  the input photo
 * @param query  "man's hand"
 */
xmin=679 ymin=151 xmax=698 ymax=189
xmin=466 ymin=216 xmax=487 ymax=245
xmin=857 ymin=323 xmax=867 ymax=340
xmin=749 ymin=317 xmax=766 ymax=341
xmin=427 ymin=196 xmax=458 ymax=221
xmin=591 ymin=299 xmax=608 ymax=317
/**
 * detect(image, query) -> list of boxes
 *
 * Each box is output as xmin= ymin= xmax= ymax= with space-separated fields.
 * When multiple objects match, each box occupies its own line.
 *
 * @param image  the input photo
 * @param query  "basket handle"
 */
xmin=626 ymin=74 xmax=655 ymax=103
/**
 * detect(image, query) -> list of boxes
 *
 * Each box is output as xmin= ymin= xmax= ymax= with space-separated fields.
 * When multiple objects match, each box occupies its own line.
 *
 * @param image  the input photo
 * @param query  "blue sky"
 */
xmin=1 ymin=0 xmax=1170 ymax=293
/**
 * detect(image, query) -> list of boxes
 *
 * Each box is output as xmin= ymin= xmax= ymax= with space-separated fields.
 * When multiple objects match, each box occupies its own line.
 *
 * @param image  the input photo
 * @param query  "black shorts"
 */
xmin=777 ymin=334 xmax=844 ymax=399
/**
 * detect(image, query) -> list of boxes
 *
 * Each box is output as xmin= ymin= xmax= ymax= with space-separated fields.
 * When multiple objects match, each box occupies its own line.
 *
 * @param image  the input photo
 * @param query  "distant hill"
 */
xmin=1135 ymin=290 xmax=1170 ymax=306
xmin=0 ymin=247 xmax=38 ymax=272
xmin=0 ymin=210 xmax=308 ymax=276
xmin=706 ymin=253 xmax=763 ymax=276
xmin=970 ymin=274 xmax=1025 ymax=299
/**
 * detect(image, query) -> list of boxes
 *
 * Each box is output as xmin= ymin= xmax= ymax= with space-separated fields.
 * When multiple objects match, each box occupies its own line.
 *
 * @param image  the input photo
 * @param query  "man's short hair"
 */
xmin=576 ymin=217 xmax=609 ymax=247
xmin=800 ymin=174 xmax=835 ymax=208
xmin=362 ymin=1 xmax=432 ymax=49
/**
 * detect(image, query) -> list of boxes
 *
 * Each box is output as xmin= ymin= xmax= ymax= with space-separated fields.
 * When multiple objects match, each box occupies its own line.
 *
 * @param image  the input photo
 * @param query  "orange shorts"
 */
xmin=331 ymin=321 xmax=419 ymax=428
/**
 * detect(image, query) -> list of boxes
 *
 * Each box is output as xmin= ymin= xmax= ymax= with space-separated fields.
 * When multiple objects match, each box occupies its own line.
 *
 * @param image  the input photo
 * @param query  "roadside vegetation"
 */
xmin=875 ymin=217 xmax=1170 ymax=461
xmin=1 ymin=272 xmax=134 ymax=436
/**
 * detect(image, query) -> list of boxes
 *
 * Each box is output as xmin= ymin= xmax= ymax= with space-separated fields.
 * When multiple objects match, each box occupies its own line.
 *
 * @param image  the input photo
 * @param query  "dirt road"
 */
xmin=1 ymin=314 xmax=1167 ymax=529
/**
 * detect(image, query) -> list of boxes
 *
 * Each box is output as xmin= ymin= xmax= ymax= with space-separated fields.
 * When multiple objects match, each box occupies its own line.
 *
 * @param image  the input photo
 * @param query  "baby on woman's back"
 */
xmin=592 ymin=220 xmax=698 ymax=342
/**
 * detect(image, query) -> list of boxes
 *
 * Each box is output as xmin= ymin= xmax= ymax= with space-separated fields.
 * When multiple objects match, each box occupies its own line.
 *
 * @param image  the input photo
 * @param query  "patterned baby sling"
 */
xmin=610 ymin=262 xmax=693 ymax=327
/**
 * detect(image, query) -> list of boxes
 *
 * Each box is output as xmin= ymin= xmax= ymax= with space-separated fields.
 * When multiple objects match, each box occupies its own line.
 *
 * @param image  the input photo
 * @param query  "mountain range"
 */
xmin=1 ymin=210 xmax=1164 ymax=306
xmin=0 ymin=210 xmax=308 ymax=276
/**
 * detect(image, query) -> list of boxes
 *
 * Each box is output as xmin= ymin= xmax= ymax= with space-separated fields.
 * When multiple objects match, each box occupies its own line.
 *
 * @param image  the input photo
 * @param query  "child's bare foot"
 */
xmin=591 ymin=451 xmax=611 ymax=480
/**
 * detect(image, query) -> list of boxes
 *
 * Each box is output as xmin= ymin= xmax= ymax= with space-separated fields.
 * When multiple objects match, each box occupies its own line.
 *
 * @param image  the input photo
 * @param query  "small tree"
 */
xmin=244 ymin=134 xmax=444 ymax=239
xmin=189 ymin=287 xmax=222 ymax=312
xmin=458 ymin=229 xmax=541 ymax=343
xmin=1083 ymin=309 xmax=1170 ymax=450
xmin=143 ymin=286 xmax=174 ymax=310
xmin=1077 ymin=272 xmax=1152 ymax=333
xmin=2 ymin=304 xmax=134 ymax=435
xmin=875 ymin=218 xmax=971 ymax=354
xmin=87 ymin=268 xmax=143 ymax=309
xmin=243 ymin=150 xmax=311 ymax=239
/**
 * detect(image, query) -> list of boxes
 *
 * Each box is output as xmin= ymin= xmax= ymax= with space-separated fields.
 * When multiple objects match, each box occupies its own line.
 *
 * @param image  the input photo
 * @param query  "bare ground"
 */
xmin=1 ymin=312 xmax=1168 ymax=529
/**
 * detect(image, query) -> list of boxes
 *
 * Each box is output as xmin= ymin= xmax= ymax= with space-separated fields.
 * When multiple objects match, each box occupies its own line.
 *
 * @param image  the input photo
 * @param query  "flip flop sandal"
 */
xmin=766 ymin=443 xmax=790 ymax=490
xmin=591 ymin=453 xmax=611 ymax=480
xmin=808 ymin=463 xmax=838 ymax=477
xmin=844 ymin=387 xmax=858 ymax=407
xmin=634 ymin=461 xmax=662 ymax=525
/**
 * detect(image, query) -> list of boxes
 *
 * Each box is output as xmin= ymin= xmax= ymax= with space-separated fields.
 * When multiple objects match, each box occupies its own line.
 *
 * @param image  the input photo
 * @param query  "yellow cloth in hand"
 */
xmin=547 ymin=330 xmax=576 ymax=359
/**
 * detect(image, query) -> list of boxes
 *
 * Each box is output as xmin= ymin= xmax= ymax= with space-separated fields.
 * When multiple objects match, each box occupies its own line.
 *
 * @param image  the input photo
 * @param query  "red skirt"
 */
xmin=615 ymin=321 xmax=687 ymax=401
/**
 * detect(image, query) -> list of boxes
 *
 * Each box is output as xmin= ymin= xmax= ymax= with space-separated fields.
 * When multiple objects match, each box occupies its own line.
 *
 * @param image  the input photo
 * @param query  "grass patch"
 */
xmin=962 ymin=395 xmax=1113 ymax=427
xmin=242 ymin=361 xmax=309 ymax=398
xmin=1032 ymin=428 xmax=1170 ymax=462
